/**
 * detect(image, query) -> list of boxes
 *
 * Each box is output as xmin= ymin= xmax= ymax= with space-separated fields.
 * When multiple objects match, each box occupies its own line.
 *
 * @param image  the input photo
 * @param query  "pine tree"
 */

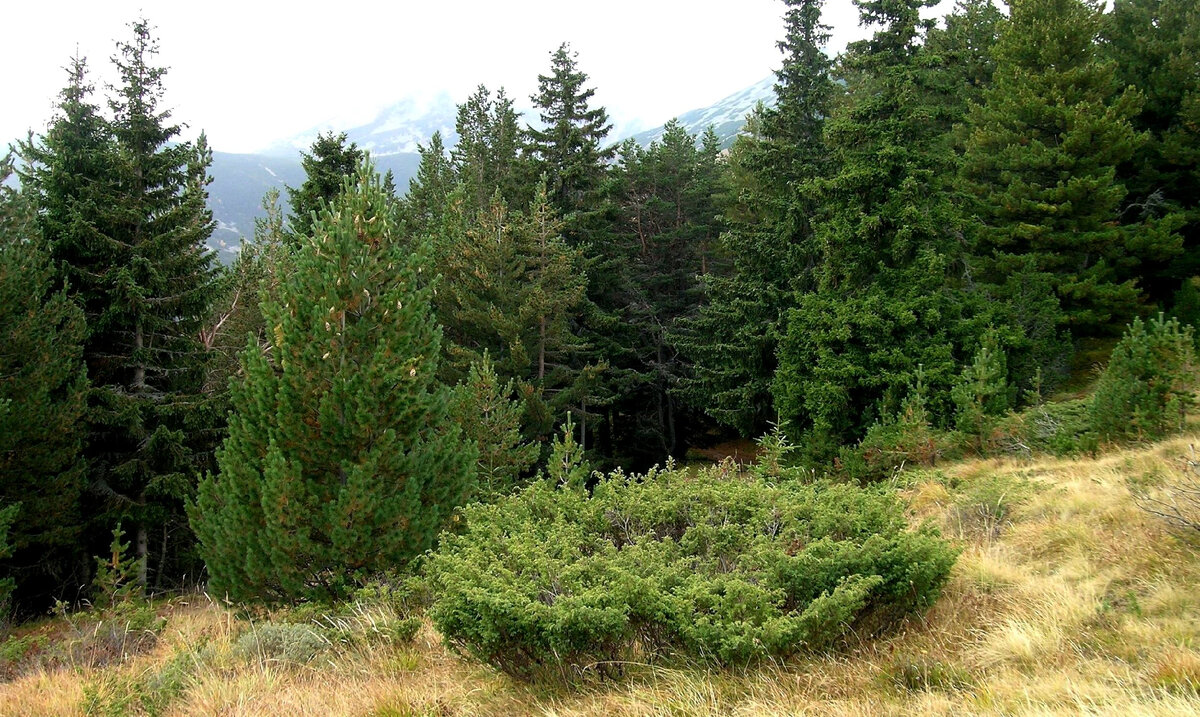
xmin=961 ymin=0 xmax=1182 ymax=334
xmin=191 ymin=162 xmax=474 ymax=602
xmin=399 ymin=131 xmax=456 ymax=239
xmin=451 ymin=353 xmax=539 ymax=502
xmin=926 ymin=0 xmax=1005 ymax=111
xmin=605 ymin=122 xmax=723 ymax=463
xmin=674 ymin=0 xmax=835 ymax=437
xmin=0 ymin=157 xmax=88 ymax=611
xmin=1103 ymin=0 xmax=1200 ymax=302
xmin=434 ymin=183 xmax=590 ymax=431
xmin=287 ymin=131 xmax=365 ymax=240
xmin=773 ymin=0 xmax=970 ymax=456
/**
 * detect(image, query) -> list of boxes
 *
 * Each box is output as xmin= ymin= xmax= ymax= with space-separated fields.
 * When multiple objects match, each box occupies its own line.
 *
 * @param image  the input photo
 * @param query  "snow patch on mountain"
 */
xmin=622 ymin=76 xmax=776 ymax=148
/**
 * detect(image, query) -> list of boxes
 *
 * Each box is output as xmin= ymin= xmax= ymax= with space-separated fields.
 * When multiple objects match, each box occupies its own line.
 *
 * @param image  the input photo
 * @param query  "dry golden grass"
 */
xmin=2 ymin=437 xmax=1199 ymax=716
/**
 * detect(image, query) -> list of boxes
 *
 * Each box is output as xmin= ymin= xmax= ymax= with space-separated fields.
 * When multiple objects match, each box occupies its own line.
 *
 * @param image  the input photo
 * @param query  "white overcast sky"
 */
xmin=3 ymin=0 xmax=948 ymax=155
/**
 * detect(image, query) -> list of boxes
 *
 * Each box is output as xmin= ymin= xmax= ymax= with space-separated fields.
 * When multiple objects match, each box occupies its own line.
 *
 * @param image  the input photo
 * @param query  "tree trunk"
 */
xmin=136 ymin=525 xmax=149 ymax=591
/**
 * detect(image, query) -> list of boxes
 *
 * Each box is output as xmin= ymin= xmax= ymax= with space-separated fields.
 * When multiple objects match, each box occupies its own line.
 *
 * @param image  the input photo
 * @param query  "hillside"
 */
xmin=2 ymin=433 xmax=1197 ymax=715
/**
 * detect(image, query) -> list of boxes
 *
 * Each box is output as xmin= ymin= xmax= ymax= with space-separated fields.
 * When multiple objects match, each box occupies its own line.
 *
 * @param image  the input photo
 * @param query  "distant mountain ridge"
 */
xmin=625 ymin=76 xmax=775 ymax=149
xmin=201 ymin=76 xmax=776 ymax=260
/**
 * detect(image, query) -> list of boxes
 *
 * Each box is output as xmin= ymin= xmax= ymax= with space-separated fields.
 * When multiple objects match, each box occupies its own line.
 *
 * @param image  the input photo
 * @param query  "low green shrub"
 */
xmin=424 ymin=464 xmax=958 ymax=680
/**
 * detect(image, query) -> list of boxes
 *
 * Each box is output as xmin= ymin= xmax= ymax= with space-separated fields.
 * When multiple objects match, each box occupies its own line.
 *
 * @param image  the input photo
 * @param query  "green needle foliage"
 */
xmin=452 ymin=352 xmax=539 ymax=502
xmin=425 ymin=461 xmax=956 ymax=680
xmin=192 ymin=162 xmax=475 ymax=603
xmin=0 ymin=158 xmax=88 ymax=610
xmin=287 ymin=131 xmax=365 ymax=241
xmin=1090 ymin=314 xmax=1196 ymax=442
xmin=962 ymin=0 xmax=1183 ymax=335
xmin=774 ymin=0 xmax=971 ymax=457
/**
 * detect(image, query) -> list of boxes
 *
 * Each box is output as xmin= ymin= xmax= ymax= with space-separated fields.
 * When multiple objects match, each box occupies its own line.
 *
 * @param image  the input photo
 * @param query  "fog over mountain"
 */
xmin=204 ymin=77 xmax=775 ymax=261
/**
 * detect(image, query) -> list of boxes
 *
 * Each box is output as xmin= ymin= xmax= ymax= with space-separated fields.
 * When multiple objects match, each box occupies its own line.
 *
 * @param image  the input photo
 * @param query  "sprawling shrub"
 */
xmin=1090 ymin=315 xmax=1196 ymax=442
xmin=424 ymin=463 xmax=957 ymax=680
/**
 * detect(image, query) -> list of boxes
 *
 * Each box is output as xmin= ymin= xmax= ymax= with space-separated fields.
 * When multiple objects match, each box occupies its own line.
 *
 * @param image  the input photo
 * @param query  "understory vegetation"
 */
xmin=3 ymin=0 xmax=1200 ymax=712
xmin=2 ymin=435 xmax=1198 ymax=714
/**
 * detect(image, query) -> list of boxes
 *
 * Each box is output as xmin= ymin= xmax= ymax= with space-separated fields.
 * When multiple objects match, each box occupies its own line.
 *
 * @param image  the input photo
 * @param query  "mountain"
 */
xmin=205 ymin=78 xmax=776 ymax=260
xmin=207 ymin=151 xmax=421 ymax=262
xmin=624 ymin=76 xmax=776 ymax=149
xmin=262 ymin=93 xmax=459 ymax=159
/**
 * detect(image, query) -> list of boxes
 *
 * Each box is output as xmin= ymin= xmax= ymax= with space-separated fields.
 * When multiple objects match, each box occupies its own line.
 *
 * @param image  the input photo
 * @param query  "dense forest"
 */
xmin=1 ymin=0 xmax=1199 ymax=689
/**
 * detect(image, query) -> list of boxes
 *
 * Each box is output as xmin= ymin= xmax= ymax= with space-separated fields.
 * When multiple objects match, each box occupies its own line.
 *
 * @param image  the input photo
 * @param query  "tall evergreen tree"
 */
xmin=98 ymin=19 xmax=221 ymax=588
xmin=1103 ymin=0 xmax=1200 ymax=302
xmin=20 ymin=22 xmax=221 ymax=589
xmin=192 ymin=162 xmax=474 ymax=603
xmin=434 ymin=183 xmax=590 ymax=434
xmin=605 ymin=123 xmax=723 ymax=463
xmin=961 ymin=0 xmax=1182 ymax=334
xmin=525 ymin=43 xmax=614 ymax=224
xmin=926 ymin=0 xmax=1004 ymax=111
xmin=287 ymin=131 xmax=364 ymax=240
xmin=399 ymin=131 xmax=456 ymax=240
xmin=773 ymin=0 xmax=971 ymax=456
xmin=0 ymin=158 xmax=89 ymax=611
xmin=452 ymin=85 xmax=524 ymax=212
xmin=675 ymin=0 xmax=835 ymax=437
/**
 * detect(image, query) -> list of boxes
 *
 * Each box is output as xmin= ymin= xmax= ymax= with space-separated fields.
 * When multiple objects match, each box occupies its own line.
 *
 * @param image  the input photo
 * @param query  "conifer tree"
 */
xmin=606 ymin=122 xmax=723 ymax=463
xmin=525 ymin=43 xmax=614 ymax=223
xmin=674 ymin=0 xmax=835 ymax=437
xmin=452 ymin=85 xmax=523 ymax=212
xmin=400 ymin=131 xmax=456 ymax=239
xmin=926 ymin=0 xmax=1004 ymax=111
xmin=961 ymin=0 xmax=1182 ymax=334
xmin=287 ymin=131 xmax=364 ymax=240
xmin=17 ymin=56 xmax=114 ymax=346
xmin=22 ymin=22 xmax=220 ymax=589
xmin=0 ymin=158 xmax=88 ymax=610
xmin=192 ymin=162 xmax=474 ymax=603
xmin=773 ymin=0 xmax=970 ymax=456
xmin=451 ymin=353 xmax=539 ymax=502
xmin=1103 ymin=0 xmax=1200 ymax=302
xmin=435 ymin=183 xmax=589 ymax=427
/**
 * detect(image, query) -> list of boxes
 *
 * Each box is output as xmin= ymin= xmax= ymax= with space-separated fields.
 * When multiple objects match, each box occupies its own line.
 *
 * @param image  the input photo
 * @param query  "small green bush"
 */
xmin=1090 ymin=314 xmax=1196 ymax=442
xmin=424 ymin=464 xmax=958 ymax=680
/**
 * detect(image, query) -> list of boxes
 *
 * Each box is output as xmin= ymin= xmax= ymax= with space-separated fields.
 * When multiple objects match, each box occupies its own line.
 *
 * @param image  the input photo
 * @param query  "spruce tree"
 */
xmin=287 ymin=131 xmax=364 ymax=240
xmin=525 ymin=43 xmax=614 ymax=223
xmin=961 ymin=0 xmax=1182 ymax=334
xmin=22 ymin=22 xmax=220 ymax=589
xmin=773 ymin=0 xmax=970 ymax=455
xmin=674 ymin=0 xmax=835 ymax=437
xmin=192 ymin=162 xmax=474 ymax=603
xmin=0 ymin=158 xmax=89 ymax=610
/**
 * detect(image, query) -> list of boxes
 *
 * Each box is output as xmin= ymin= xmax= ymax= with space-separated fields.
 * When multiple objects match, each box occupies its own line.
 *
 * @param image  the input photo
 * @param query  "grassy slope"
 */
xmin=2 ymin=438 xmax=1199 ymax=716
